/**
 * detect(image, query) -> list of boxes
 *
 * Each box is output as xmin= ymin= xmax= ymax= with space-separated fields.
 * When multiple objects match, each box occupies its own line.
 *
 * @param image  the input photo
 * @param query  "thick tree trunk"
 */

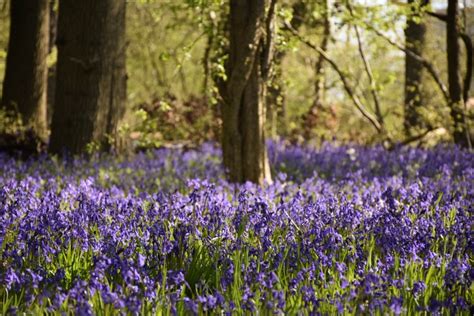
xmin=1 ymin=0 xmax=49 ymax=142
xmin=49 ymin=0 xmax=127 ymax=155
xmin=221 ymin=0 xmax=273 ymax=185
xmin=404 ymin=0 xmax=428 ymax=135
xmin=447 ymin=0 xmax=469 ymax=147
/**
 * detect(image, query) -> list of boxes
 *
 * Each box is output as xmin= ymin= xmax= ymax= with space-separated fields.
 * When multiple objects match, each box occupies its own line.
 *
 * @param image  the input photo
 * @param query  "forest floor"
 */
xmin=1 ymin=142 xmax=473 ymax=314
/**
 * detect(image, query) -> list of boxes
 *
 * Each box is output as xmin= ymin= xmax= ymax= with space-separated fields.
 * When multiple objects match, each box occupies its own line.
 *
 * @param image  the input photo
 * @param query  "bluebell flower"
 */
xmin=390 ymin=297 xmax=403 ymax=315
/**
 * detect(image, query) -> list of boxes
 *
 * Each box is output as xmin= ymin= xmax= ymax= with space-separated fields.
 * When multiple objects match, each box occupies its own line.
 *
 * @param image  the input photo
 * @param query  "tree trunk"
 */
xmin=49 ymin=0 xmax=57 ymax=53
xmin=314 ymin=0 xmax=330 ymax=108
xmin=1 ymin=0 xmax=49 ymax=142
xmin=47 ymin=1 xmax=58 ymax=126
xmin=266 ymin=69 xmax=285 ymax=139
xmin=49 ymin=0 xmax=127 ymax=155
xmin=447 ymin=0 xmax=469 ymax=147
xmin=267 ymin=1 xmax=306 ymax=139
xmin=303 ymin=0 xmax=331 ymax=139
xmin=404 ymin=0 xmax=428 ymax=136
xmin=220 ymin=0 xmax=274 ymax=185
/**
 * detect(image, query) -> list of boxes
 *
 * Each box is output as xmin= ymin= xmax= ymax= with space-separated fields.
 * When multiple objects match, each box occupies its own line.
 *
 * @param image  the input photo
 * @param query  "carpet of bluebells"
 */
xmin=1 ymin=142 xmax=473 ymax=315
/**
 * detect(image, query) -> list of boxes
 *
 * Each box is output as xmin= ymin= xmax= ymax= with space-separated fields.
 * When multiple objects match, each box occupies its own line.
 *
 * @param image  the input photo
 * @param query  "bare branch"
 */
xmin=426 ymin=11 xmax=448 ymax=22
xmin=284 ymin=21 xmax=383 ymax=134
xmin=367 ymin=26 xmax=450 ymax=104
xmin=347 ymin=2 xmax=384 ymax=130
xmin=387 ymin=126 xmax=441 ymax=150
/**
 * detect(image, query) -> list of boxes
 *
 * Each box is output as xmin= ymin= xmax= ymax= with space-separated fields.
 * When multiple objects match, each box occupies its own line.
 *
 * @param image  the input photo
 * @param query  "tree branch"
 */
xmin=284 ymin=21 xmax=383 ymax=134
xmin=387 ymin=126 xmax=440 ymax=150
xmin=348 ymin=2 xmax=384 ymax=130
xmin=426 ymin=11 xmax=448 ymax=22
xmin=367 ymin=26 xmax=451 ymax=104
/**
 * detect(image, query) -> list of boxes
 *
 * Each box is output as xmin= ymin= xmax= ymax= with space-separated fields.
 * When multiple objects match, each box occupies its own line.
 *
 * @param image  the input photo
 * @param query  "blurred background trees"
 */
xmin=0 ymin=0 xmax=473 ymax=179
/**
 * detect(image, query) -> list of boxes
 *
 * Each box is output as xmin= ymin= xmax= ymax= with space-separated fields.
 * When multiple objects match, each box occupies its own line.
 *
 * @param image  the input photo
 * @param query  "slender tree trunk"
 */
xmin=267 ymin=0 xmax=306 ymax=138
xmin=266 ymin=68 xmax=285 ymax=139
xmin=314 ymin=0 xmax=330 ymax=108
xmin=220 ymin=0 xmax=274 ymax=184
xmin=47 ymin=1 xmax=58 ymax=126
xmin=49 ymin=0 xmax=127 ymax=155
xmin=202 ymin=20 xmax=215 ymax=100
xmin=404 ymin=0 xmax=428 ymax=136
xmin=303 ymin=0 xmax=330 ymax=138
xmin=1 ymin=0 xmax=49 ymax=142
xmin=49 ymin=0 xmax=57 ymax=53
xmin=447 ymin=0 xmax=469 ymax=147
xmin=460 ymin=33 xmax=472 ymax=105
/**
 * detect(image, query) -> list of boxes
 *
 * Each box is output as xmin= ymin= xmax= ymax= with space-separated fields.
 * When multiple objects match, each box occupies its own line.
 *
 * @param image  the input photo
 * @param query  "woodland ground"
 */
xmin=0 ymin=142 xmax=473 ymax=315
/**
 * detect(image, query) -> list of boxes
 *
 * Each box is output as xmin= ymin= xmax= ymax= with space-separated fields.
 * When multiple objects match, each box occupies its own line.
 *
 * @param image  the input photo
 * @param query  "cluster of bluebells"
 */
xmin=0 ymin=142 xmax=473 ymax=315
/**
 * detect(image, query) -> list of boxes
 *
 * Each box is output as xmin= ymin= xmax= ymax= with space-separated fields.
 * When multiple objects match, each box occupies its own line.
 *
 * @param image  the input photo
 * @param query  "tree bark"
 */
xmin=1 ymin=0 xmax=49 ymax=142
xmin=404 ymin=0 xmax=429 ymax=135
xmin=447 ymin=0 xmax=469 ymax=147
xmin=49 ymin=0 xmax=127 ymax=155
xmin=220 ymin=0 xmax=274 ymax=185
